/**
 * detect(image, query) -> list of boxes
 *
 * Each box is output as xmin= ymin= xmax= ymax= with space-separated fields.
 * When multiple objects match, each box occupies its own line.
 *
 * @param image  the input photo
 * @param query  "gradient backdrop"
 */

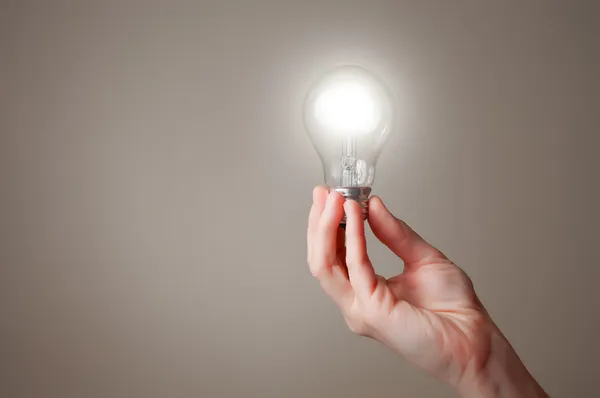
xmin=1 ymin=1 xmax=599 ymax=397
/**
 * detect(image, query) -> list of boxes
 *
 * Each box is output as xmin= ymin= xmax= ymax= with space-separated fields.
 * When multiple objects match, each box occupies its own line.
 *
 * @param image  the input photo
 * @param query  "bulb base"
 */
xmin=331 ymin=186 xmax=372 ymax=223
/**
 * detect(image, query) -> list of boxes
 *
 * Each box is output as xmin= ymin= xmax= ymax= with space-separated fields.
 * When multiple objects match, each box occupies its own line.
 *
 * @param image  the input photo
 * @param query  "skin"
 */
xmin=307 ymin=186 xmax=549 ymax=398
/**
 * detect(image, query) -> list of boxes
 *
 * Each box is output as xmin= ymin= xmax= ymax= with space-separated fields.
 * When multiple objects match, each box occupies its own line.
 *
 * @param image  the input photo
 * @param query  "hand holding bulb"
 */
xmin=307 ymin=188 xmax=548 ymax=397
xmin=304 ymin=66 xmax=548 ymax=397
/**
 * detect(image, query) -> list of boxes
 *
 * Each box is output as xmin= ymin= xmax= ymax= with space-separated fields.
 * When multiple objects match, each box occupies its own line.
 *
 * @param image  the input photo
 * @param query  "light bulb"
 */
xmin=303 ymin=65 xmax=394 ymax=221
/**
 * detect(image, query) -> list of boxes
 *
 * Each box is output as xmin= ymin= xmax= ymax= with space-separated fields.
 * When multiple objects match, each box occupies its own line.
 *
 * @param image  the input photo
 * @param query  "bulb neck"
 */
xmin=331 ymin=186 xmax=372 ymax=223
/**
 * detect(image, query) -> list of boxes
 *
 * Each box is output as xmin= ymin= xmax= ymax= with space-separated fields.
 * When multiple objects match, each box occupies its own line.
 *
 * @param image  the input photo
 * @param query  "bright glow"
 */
xmin=314 ymin=80 xmax=380 ymax=135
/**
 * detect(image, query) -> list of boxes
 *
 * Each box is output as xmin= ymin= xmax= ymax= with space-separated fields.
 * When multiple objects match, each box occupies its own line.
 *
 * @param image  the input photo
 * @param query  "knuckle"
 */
xmin=309 ymin=259 xmax=327 ymax=279
xmin=345 ymin=254 xmax=367 ymax=269
xmin=346 ymin=317 xmax=370 ymax=337
xmin=307 ymin=256 xmax=318 ymax=277
xmin=308 ymin=263 xmax=320 ymax=278
xmin=345 ymin=305 xmax=379 ymax=337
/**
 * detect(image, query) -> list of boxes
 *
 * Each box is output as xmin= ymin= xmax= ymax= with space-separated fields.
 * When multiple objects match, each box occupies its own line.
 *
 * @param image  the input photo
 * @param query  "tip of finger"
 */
xmin=372 ymin=196 xmax=391 ymax=211
xmin=313 ymin=185 xmax=327 ymax=196
xmin=343 ymin=200 xmax=363 ymax=221
xmin=328 ymin=190 xmax=345 ymax=204
xmin=367 ymin=196 xmax=391 ymax=221
xmin=313 ymin=186 xmax=328 ymax=202
xmin=369 ymin=195 xmax=383 ymax=207
xmin=343 ymin=198 xmax=358 ymax=210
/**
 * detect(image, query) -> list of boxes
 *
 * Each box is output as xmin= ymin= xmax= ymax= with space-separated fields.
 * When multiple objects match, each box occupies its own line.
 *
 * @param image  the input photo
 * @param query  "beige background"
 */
xmin=1 ymin=1 xmax=599 ymax=397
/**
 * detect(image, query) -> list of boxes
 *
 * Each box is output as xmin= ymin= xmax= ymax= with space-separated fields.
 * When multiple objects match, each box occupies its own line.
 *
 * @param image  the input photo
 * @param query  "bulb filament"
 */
xmin=341 ymin=136 xmax=359 ymax=187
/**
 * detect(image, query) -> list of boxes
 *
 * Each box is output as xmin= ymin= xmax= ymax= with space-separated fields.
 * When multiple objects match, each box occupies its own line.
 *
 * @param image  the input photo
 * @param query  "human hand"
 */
xmin=307 ymin=186 xmax=547 ymax=397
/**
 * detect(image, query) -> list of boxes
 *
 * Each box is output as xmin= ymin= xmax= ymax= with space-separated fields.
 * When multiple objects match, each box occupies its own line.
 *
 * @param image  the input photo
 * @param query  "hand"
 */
xmin=306 ymin=187 xmax=548 ymax=397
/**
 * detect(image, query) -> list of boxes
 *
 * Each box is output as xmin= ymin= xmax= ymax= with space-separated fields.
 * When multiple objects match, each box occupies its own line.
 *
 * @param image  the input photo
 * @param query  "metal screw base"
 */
xmin=331 ymin=186 xmax=372 ymax=223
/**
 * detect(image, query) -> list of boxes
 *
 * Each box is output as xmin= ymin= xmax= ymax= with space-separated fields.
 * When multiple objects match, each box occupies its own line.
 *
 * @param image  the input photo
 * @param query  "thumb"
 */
xmin=368 ymin=196 xmax=446 ymax=269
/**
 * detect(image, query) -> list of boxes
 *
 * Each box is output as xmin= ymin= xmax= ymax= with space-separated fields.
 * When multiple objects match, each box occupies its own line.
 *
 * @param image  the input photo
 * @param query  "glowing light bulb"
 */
xmin=303 ymin=65 xmax=394 ymax=221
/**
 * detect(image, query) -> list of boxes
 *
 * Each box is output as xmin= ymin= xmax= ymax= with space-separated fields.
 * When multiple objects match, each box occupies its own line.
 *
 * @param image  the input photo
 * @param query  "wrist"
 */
xmin=457 ymin=326 xmax=548 ymax=398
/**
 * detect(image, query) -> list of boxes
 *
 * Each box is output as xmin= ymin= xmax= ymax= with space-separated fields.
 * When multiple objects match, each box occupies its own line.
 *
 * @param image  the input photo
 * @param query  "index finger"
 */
xmin=344 ymin=199 xmax=377 ymax=299
xmin=307 ymin=186 xmax=328 ymax=261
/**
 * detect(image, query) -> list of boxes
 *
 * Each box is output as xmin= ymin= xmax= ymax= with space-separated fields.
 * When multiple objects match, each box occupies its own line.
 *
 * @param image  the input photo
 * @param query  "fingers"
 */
xmin=344 ymin=199 xmax=377 ymax=299
xmin=308 ymin=189 xmax=353 ymax=310
xmin=368 ymin=196 xmax=446 ymax=269
xmin=317 ymin=263 xmax=353 ymax=311
xmin=307 ymin=186 xmax=328 ymax=261
xmin=313 ymin=190 xmax=345 ymax=268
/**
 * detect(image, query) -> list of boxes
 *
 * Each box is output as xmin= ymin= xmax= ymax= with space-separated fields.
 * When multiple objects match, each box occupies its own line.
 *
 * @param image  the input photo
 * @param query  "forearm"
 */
xmin=457 ymin=327 xmax=548 ymax=398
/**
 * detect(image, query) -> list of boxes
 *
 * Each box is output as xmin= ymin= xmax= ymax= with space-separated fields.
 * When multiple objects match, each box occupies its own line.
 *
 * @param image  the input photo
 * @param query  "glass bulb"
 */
xmin=303 ymin=65 xmax=394 ymax=220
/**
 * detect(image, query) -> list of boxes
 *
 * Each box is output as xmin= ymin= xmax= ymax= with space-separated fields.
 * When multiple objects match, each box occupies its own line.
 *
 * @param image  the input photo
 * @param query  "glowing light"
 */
xmin=314 ymin=80 xmax=380 ymax=136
